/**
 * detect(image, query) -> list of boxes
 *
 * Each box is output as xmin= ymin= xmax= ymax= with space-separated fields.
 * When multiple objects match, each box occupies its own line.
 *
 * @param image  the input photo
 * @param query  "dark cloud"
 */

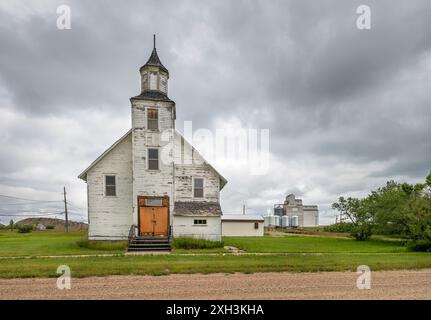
xmin=0 ymin=0 xmax=430 ymax=224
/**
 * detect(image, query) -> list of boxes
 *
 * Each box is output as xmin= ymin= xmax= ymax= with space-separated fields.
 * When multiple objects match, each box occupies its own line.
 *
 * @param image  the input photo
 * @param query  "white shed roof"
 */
xmin=222 ymin=214 xmax=264 ymax=222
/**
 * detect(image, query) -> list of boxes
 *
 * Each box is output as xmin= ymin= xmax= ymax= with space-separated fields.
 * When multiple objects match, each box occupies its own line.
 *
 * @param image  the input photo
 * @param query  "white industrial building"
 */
xmin=267 ymin=194 xmax=319 ymax=228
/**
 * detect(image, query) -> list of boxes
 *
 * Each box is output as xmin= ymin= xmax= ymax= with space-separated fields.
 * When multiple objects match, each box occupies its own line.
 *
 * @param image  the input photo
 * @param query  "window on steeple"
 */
xmin=142 ymin=73 xmax=148 ymax=91
xmin=149 ymin=71 xmax=158 ymax=90
xmin=147 ymin=108 xmax=158 ymax=130
xmin=160 ymin=74 xmax=167 ymax=92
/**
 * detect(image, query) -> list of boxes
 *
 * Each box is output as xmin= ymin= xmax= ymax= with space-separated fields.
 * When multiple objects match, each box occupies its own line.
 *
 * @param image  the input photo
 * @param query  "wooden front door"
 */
xmin=139 ymin=204 xmax=169 ymax=236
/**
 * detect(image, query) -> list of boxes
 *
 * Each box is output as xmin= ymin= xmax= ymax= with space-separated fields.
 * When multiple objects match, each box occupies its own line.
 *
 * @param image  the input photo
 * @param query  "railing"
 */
xmin=128 ymin=224 xmax=138 ymax=240
xmin=169 ymin=225 xmax=173 ymax=241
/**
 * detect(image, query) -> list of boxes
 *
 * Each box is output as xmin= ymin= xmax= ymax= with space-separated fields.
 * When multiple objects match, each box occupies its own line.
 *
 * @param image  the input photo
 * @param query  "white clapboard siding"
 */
xmin=173 ymin=216 xmax=222 ymax=241
xmin=86 ymin=134 xmax=133 ymax=240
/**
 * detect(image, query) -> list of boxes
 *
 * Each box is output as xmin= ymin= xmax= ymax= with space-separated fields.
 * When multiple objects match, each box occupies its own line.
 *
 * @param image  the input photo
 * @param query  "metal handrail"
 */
xmin=128 ymin=224 xmax=138 ymax=240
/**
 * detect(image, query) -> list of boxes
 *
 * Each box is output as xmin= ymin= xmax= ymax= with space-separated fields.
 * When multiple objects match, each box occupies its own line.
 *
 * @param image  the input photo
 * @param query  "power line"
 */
xmin=0 ymin=194 xmax=62 ymax=203
xmin=0 ymin=212 xmax=64 ymax=217
xmin=0 ymin=201 xmax=63 ymax=206
xmin=66 ymin=201 xmax=86 ymax=211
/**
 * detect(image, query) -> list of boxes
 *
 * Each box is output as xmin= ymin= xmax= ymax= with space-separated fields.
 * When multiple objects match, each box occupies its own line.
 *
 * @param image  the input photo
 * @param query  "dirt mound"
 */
xmin=16 ymin=217 xmax=87 ymax=230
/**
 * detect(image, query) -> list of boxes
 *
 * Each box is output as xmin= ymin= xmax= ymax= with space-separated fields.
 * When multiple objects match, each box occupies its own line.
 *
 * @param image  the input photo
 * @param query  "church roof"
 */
xmin=174 ymin=201 xmax=222 ymax=216
xmin=78 ymin=130 xmax=132 ymax=182
xmin=175 ymin=131 xmax=228 ymax=190
xmin=140 ymin=47 xmax=169 ymax=74
xmin=130 ymin=90 xmax=173 ymax=102
xmin=222 ymin=214 xmax=264 ymax=222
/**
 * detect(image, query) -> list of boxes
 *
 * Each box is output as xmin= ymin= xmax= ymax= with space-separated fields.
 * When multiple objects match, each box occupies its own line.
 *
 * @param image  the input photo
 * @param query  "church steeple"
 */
xmin=139 ymin=35 xmax=169 ymax=96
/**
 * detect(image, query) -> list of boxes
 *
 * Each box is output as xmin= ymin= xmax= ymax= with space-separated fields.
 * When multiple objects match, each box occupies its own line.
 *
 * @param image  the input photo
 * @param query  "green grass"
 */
xmin=0 ymin=229 xmax=430 ymax=278
xmin=172 ymin=237 xmax=224 ymax=249
xmin=77 ymin=239 xmax=128 ymax=251
xmin=0 ymin=253 xmax=431 ymax=278
xmin=173 ymin=248 xmax=228 ymax=254
xmin=223 ymin=235 xmax=407 ymax=253
xmin=0 ymin=230 xmax=124 ymax=257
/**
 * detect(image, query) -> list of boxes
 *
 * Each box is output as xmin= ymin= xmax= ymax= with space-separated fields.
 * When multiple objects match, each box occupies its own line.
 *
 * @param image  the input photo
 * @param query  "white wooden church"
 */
xmin=79 ymin=37 xmax=227 ymax=249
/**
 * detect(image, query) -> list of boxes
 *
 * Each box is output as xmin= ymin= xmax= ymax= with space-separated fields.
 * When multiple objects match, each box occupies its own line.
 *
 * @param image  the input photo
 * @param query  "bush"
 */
xmin=406 ymin=240 xmax=431 ymax=252
xmin=16 ymin=224 xmax=33 ymax=233
xmin=172 ymin=237 xmax=224 ymax=249
xmin=45 ymin=225 xmax=55 ymax=230
xmin=323 ymin=223 xmax=356 ymax=233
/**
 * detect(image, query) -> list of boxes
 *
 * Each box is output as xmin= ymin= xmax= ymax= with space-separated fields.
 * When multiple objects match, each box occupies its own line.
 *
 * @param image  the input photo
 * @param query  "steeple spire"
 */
xmin=140 ymin=35 xmax=168 ymax=74
xmin=136 ymin=35 xmax=170 ymax=98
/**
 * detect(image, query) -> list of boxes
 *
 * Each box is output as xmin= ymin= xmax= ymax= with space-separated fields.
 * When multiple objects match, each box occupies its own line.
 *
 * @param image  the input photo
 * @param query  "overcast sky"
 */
xmin=0 ymin=0 xmax=430 ymax=224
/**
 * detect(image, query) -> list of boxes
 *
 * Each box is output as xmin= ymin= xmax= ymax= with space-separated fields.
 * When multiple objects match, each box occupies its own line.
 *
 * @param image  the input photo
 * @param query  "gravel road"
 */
xmin=1 ymin=269 xmax=430 ymax=300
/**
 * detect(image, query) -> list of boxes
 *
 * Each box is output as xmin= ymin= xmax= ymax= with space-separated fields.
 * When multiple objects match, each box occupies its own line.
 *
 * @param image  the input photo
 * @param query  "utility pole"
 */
xmin=243 ymin=202 xmax=246 ymax=215
xmin=63 ymin=186 xmax=69 ymax=233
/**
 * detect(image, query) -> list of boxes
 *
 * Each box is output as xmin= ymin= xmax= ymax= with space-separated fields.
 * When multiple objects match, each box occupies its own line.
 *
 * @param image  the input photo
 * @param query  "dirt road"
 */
xmin=1 ymin=269 xmax=430 ymax=299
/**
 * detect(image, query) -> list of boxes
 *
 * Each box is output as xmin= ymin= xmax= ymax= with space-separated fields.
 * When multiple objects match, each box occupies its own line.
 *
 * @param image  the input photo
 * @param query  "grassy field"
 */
xmin=223 ymin=236 xmax=406 ymax=253
xmin=0 ymin=230 xmax=125 ymax=256
xmin=1 ymin=253 xmax=431 ymax=278
xmin=0 ymin=229 xmax=430 ymax=278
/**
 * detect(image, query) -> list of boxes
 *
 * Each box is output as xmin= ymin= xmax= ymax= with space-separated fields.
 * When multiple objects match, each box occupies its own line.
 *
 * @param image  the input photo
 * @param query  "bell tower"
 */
xmin=139 ymin=35 xmax=169 ymax=95
xmin=130 ymin=35 xmax=176 ymax=230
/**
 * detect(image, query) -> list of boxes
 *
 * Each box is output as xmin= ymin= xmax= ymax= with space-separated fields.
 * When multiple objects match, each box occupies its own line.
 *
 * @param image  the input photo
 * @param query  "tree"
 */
xmin=400 ymin=173 xmax=431 ymax=245
xmin=9 ymin=219 xmax=14 ymax=230
xmin=332 ymin=171 xmax=431 ymax=248
xmin=365 ymin=181 xmax=410 ymax=235
xmin=365 ymin=171 xmax=431 ymax=250
xmin=332 ymin=197 xmax=374 ymax=240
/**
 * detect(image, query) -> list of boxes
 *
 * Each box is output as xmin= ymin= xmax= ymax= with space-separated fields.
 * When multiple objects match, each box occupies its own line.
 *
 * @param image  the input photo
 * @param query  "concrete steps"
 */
xmin=127 ymin=236 xmax=171 ymax=252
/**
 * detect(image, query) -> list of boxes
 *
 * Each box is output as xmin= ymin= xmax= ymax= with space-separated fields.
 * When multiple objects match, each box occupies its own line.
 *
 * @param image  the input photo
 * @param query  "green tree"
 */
xmin=9 ymin=219 xmax=14 ymax=230
xmin=366 ymin=171 xmax=431 ymax=250
xmin=400 ymin=173 xmax=431 ymax=245
xmin=332 ymin=197 xmax=373 ymax=240
xmin=366 ymin=181 xmax=410 ymax=235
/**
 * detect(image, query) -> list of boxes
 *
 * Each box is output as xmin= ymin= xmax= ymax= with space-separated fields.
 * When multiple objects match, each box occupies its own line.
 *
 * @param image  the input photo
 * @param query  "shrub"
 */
xmin=45 ymin=225 xmax=55 ymax=230
xmin=16 ymin=224 xmax=33 ymax=233
xmin=406 ymin=240 xmax=431 ymax=252
xmin=323 ymin=223 xmax=356 ymax=234
xmin=172 ymin=237 xmax=224 ymax=249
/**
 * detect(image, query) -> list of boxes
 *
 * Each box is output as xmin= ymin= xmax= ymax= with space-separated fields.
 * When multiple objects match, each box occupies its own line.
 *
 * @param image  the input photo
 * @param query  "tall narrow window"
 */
xmin=105 ymin=175 xmax=116 ymax=196
xmin=148 ymin=148 xmax=159 ymax=170
xmin=147 ymin=108 xmax=158 ymax=130
xmin=193 ymin=178 xmax=204 ymax=198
